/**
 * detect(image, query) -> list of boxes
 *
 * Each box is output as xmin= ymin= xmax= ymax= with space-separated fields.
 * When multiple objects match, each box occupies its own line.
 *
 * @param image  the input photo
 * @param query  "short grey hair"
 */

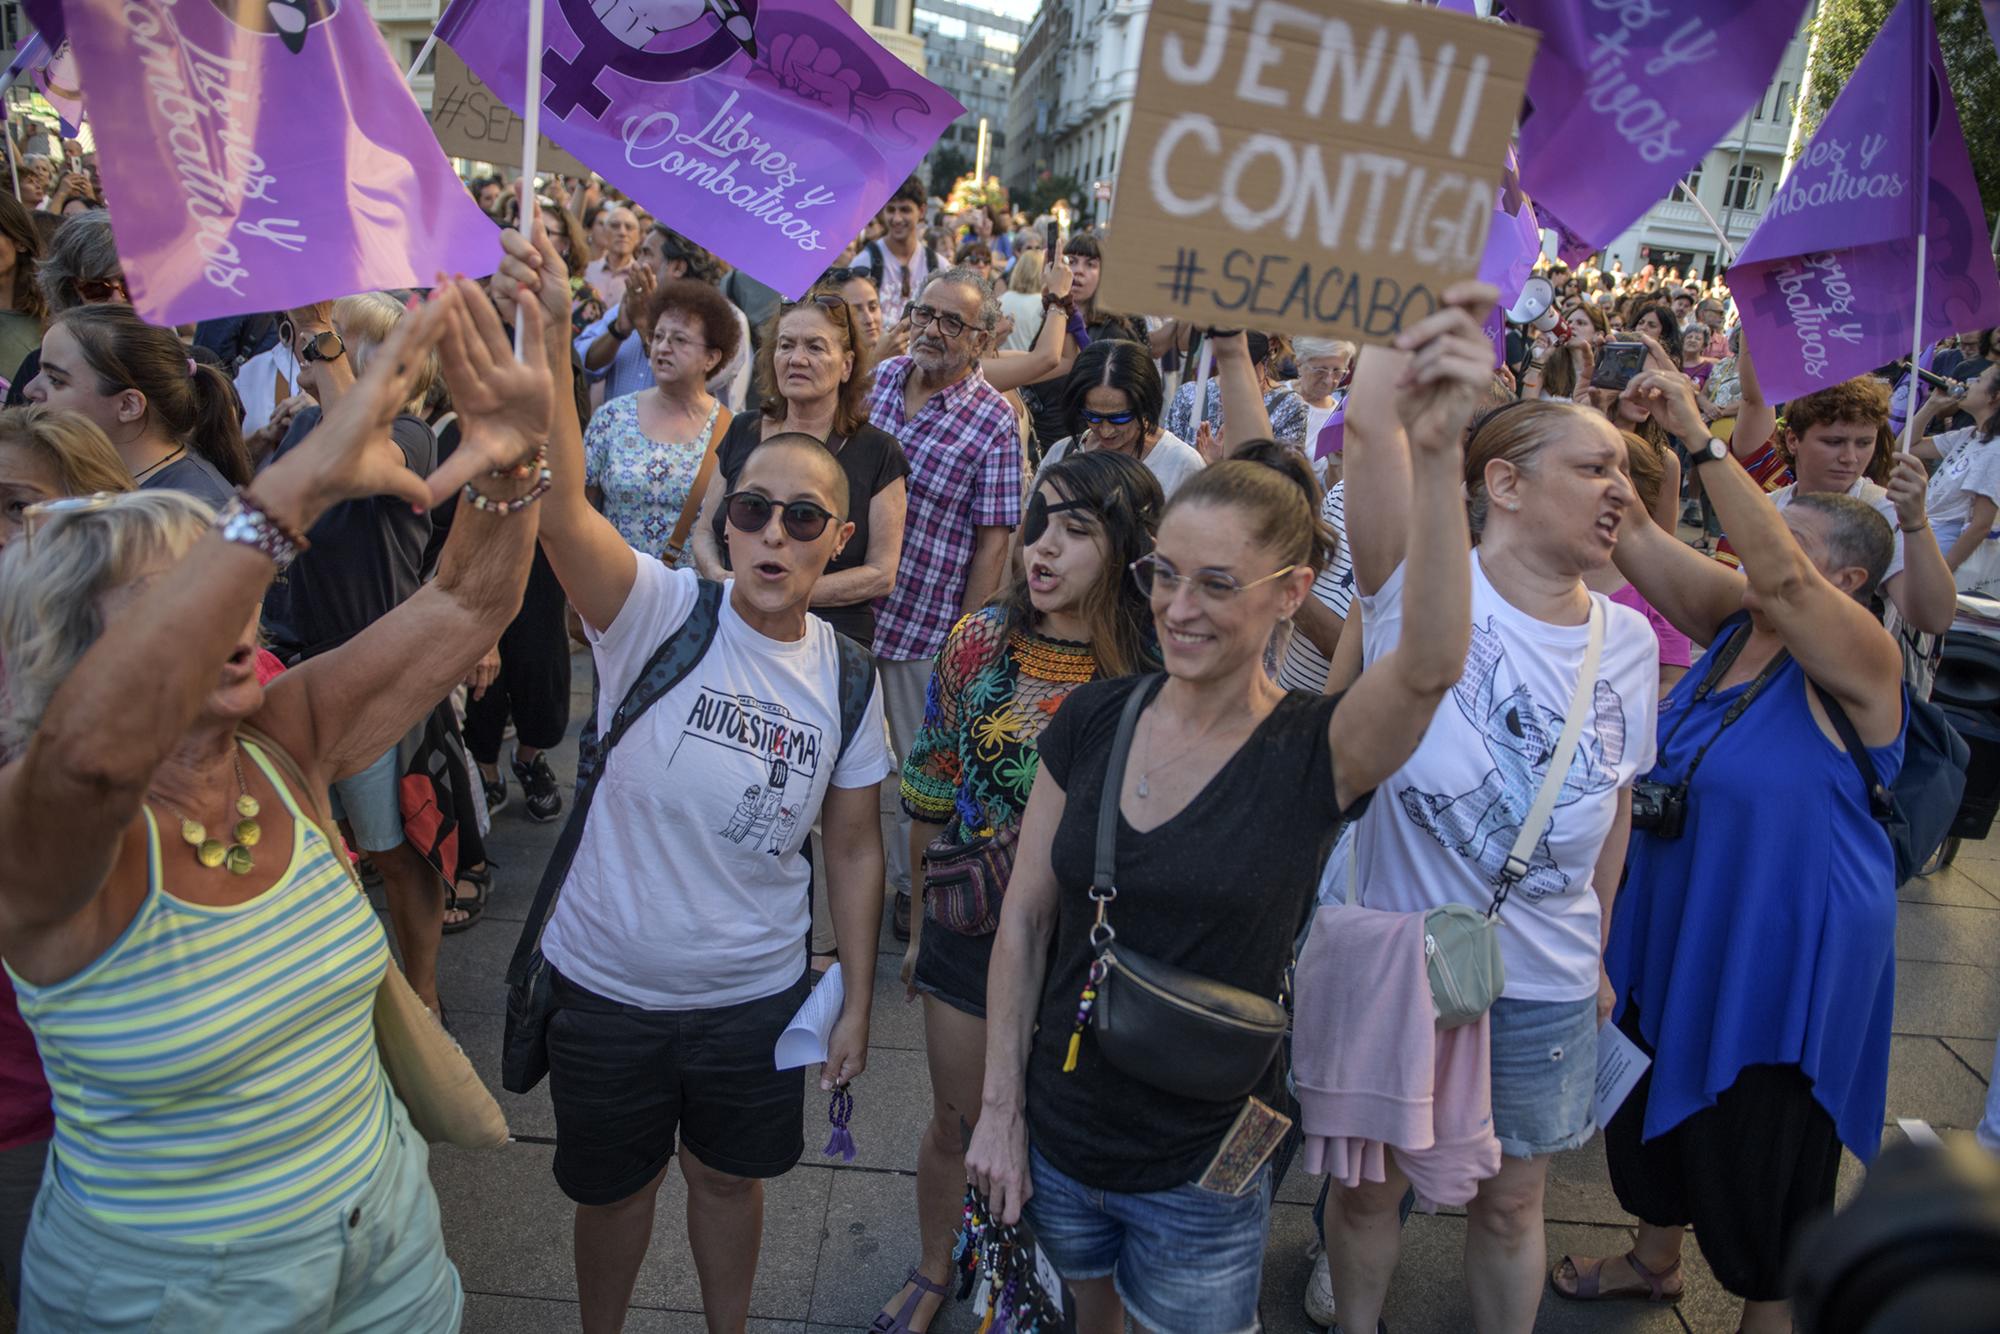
xmin=1789 ymin=491 xmax=1895 ymax=599
xmin=1293 ymin=337 xmax=1356 ymax=365
xmin=0 ymin=490 xmax=213 ymax=753
xmin=37 ymin=211 xmax=121 ymax=313
xmin=917 ymin=266 xmax=1000 ymax=331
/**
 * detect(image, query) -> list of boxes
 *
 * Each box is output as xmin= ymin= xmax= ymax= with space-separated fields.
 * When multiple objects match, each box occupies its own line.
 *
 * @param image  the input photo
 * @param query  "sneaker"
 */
xmin=481 ymin=768 xmax=508 ymax=816
xmin=1304 ymin=1245 xmax=1336 ymax=1328
xmin=892 ymin=890 xmax=912 ymax=942
xmin=512 ymin=752 xmax=563 ymax=823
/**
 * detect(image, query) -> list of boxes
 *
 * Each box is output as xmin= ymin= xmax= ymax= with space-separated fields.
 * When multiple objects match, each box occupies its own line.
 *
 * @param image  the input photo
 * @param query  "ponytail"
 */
xmin=54 ymin=305 xmax=250 ymax=486
xmin=188 ymin=359 xmax=250 ymax=486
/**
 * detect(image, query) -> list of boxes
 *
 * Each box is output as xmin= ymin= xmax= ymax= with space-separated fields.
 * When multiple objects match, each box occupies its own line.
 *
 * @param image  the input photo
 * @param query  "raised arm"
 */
xmin=978 ymin=257 xmax=1074 ymax=394
xmin=1211 ymin=331 xmax=1273 ymax=454
xmin=1326 ymin=284 xmax=1493 ymax=809
xmin=1340 ymin=342 xmax=1415 ymax=595
xmin=0 ymin=293 xmax=461 ymax=936
xmin=496 ymin=223 xmax=643 ymax=633
xmin=265 ymin=279 xmax=555 ymax=783
xmin=1627 ymin=370 xmax=1902 ymax=735
xmin=1729 ymin=336 xmax=1778 ymax=463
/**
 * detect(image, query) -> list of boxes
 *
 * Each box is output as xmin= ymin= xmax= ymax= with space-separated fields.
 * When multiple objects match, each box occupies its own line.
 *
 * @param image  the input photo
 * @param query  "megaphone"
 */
xmin=1507 ymin=276 xmax=1561 ymax=332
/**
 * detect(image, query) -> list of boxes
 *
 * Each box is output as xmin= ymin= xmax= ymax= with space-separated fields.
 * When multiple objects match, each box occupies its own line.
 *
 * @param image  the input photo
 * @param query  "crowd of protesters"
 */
xmin=0 ymin=128 xmax=1990 ymax=1334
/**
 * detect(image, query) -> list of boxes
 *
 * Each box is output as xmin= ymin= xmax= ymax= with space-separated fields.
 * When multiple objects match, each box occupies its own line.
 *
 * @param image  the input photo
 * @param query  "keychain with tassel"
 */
xmin=822 ymin=1086 xmax=856 ymax=1162
xmin=1062 ymin=956 xmax=1107 ymax=1073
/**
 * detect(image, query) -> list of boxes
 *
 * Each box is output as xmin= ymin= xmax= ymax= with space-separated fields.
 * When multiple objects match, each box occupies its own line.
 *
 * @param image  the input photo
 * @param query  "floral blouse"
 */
xmin=901 ymin=607 xmax=1099 ymax=843
xmin=582 ymin=392 xmax=722 ymax=563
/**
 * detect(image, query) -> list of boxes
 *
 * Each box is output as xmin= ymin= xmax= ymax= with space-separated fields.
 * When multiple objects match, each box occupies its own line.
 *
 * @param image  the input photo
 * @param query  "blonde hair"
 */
xmin=0 ymin=490 xmax=212 ymax=751
xmin=1008 ymin=251 xmax=1044 ymax=295
xmin=1464 ymin=400 xmax=1603 ymax=540
xmin=0 ymin=405 xmax=133 ymax=498
xmin=333 ymin=292 xmax=436 ymax=411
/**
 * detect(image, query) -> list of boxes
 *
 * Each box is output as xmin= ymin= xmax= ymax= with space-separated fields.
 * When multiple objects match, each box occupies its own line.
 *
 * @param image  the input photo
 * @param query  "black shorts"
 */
xmin=546 ymin=968 xmax=812 ymax=1205
xmin=1604 ymin=1005 xmax=1843 ymax=1301
xmin=912 ymin=920 xmax=994 ymax=1019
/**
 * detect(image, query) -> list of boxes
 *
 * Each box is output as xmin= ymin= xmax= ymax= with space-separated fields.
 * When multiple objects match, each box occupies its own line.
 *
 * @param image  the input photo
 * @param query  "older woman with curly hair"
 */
xmin=0 ymin=280 xmax=551 ymax=1330
xmin=583 ymin=277 xmax=739 ymax=563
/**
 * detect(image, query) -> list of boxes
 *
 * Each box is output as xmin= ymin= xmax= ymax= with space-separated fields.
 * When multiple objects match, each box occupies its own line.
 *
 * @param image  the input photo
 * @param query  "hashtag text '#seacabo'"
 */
xmin=434 ymin=87 xmax=468 ymax=127
xmin=1160 ymin=248 xmax=1206 ymax=304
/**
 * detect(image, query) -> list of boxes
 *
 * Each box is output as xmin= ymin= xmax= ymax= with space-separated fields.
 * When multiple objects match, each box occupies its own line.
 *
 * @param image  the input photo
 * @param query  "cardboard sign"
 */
xmin=1100 ymin=0 xmax=1537 ymax=343
xmin=428 ymin=43 xmax=587 ymax=177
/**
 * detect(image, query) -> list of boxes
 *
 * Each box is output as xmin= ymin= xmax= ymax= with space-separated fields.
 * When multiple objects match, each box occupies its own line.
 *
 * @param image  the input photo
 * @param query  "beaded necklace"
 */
xmin=1008 ymin=629 xmax=1095 ymax=684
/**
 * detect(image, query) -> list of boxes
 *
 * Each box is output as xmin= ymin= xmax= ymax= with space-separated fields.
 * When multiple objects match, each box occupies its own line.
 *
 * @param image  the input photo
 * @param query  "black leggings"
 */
xmin=464 ymin=550 xmax=572 ymax=763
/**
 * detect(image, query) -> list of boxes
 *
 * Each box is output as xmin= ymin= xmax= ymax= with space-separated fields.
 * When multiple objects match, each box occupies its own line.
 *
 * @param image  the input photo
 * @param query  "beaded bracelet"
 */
xmin=489 ymin=446 xmax=547 ymax=482
xmin=462 ymin=452 xmax=553 ymax=515
xmin=217 ymin=490 xmax=310 ymax=569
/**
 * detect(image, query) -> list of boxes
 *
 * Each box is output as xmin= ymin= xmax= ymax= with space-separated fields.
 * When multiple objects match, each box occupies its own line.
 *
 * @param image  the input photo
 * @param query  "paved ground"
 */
xmin=420 ymin=654 xmax=1997 ymax=1334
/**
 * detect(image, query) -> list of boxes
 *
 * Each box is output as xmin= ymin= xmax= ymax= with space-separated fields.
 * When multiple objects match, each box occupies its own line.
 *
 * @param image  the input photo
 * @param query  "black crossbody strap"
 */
xmin=1093 ymin=676 xmax=1161 ymax=893
xmin=504 ymin=580 xmax=725 ymax=985
xmin=832 ymin=629 xmax=876 ymax=762
xmin=1810 ymin=682 xmax=1898 ymax=822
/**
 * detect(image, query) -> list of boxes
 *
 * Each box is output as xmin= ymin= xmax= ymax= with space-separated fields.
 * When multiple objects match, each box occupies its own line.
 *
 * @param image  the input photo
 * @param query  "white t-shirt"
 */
xmin=1346 ymin=551 xmax=1660 ymax=1002
xmin=1926 ymin=427 xmax=2000 ymax=551
xmin=1769 ymin=478 xmax=1905 ymax=584
xmin=541 ymin=560 xmax=894 ymax=1010
xmin=1036 ymin=431 xmax=1205 ymax=498
xmin=1276 ymin=481 xmax=1355 ymax=694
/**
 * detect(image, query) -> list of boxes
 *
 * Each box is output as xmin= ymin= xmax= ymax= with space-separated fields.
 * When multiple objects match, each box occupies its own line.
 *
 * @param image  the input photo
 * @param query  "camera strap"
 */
xmin=1658 ymin=624 xmax=1791 ymax=790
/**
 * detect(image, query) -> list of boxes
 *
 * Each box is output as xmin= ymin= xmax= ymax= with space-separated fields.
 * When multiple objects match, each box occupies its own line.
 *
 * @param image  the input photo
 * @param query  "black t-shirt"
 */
xmin=142 ymin=452 xmax=235 ymax=509
xmin=1027 ymin=674 xmax=1367 ymax=1193
xmin=261 ymin=408 xmax=436 ymax=662
xmin=5 ymin=347 xmax=39 ymax=407
xmin=707 ymin=414 xmax=911 ymax=644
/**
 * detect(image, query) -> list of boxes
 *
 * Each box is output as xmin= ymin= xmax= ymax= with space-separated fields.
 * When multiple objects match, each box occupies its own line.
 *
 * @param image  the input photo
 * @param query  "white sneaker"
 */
xmin=1304 ymin=1244 xmax=1337 ymax=1327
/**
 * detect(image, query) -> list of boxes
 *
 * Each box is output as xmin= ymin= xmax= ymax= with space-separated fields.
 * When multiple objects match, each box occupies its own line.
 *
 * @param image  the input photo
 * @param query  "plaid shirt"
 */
xmin=868 ymin=356 xmax=1022 ymax=661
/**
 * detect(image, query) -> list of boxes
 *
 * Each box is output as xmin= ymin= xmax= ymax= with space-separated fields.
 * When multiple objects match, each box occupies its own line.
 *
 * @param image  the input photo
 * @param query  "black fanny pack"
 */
xmin=1064 ymin=678 xmax=1286 ymax=1102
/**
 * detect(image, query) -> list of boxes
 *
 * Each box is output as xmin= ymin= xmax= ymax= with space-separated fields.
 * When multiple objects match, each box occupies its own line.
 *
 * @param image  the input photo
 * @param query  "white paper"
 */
xmin=1594 ymin=1019 xmax=1650 ymax=1129
xmin=1896 ymin=1117 xmax=1942 ymax=1147
xmin=774 ymin=964 xmax=844 ymax=1070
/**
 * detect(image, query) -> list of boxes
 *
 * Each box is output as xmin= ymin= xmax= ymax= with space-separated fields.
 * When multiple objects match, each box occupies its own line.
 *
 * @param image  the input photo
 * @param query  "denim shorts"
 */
xmin=18 ymin=1096 xmax=459 ymax=1333
xmin=328 ymin=745 xmax=404 ymax=853
xmin=1489 ymin=995 xmax=1599 ymax=1158
xmin=911 ymin=919 xmax=993 ymax=1019
xmin=1025 ymin=1143 xmax=1271 ymax=1334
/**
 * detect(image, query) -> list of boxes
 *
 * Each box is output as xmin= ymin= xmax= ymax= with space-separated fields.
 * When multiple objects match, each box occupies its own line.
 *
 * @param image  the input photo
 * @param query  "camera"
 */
xmin=1590 ymin=341 xmax=1648 ymax=392
xmin=1630 ymin=780 xmax=1687 ymax=839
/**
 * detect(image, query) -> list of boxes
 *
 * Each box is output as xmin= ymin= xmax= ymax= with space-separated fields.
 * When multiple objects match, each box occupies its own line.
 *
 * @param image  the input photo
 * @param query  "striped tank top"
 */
xmin=8 ymin=740 xmax=394 ymax=1241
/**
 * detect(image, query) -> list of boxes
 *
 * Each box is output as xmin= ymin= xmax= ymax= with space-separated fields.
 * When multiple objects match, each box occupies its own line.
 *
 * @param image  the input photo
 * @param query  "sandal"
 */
xmin=443 ymin=864 xmax=491 ymax=935
xmin=1550 ymin=1249 xmax=1683 ymax=1303
xmin=869 ymin=1267 xmax=951 ymax=1334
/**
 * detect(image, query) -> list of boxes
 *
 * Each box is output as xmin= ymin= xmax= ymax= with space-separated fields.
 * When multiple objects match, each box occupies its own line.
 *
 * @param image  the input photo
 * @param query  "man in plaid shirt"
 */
xmin=866 ymin=267 xmax=1022 ymax=936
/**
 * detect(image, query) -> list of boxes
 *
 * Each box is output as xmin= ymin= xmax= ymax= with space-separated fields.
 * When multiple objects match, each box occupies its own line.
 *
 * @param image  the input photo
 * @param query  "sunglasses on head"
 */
xmin=822 ymin=267 xmax=877 ymax=290
xmin=724 ymin=490 xmax=838 ymax=543
xmin=783 ymin=292 xmax=848 ymax=318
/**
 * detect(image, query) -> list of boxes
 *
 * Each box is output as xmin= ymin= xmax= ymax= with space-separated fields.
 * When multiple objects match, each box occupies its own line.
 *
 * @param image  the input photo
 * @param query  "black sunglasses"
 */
xmin=724 ymin=490 xmax=838 ymax=542
xmin=783 ymin=292 xmax=848 ymax=317
xmin=822 ymin=267 xmax=877 ymax=290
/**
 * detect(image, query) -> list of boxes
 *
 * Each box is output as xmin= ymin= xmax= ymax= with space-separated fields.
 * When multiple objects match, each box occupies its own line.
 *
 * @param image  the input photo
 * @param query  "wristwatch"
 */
xmin=1686 ymin=436 xmax=1730 ymax=468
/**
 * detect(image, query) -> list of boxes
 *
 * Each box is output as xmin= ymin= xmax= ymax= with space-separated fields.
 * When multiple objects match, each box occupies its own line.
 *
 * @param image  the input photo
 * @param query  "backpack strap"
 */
xmin=504 ymin=580 xmax=725 ymax=986
xmin=1810 ymin=681 xmax=1899 ymax=824
xmin=831 ymin=629 xmax=876 ymax=764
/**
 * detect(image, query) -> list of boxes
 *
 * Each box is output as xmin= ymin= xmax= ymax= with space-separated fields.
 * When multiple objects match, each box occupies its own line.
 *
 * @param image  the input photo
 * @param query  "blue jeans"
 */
xmin=1025 ymin=1143 xmax=1271 ymax=1334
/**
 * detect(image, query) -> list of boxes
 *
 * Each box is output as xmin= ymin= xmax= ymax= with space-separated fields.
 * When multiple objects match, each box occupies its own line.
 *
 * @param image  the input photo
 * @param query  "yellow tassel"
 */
xmin=976 ymin=1300 xmax=995 ymax=1334
xmin=1063 ymin=1031 xmax=1082 ymax=1073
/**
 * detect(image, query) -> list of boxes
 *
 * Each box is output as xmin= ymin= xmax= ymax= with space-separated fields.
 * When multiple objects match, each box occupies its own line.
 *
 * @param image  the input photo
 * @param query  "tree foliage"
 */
xmin=1800 ymin=0 xmax=2000 ymax=230
xmin=927 ymin=147 xmax=975 ymax=196
xmin=1013 ymin=171 xmax=1082 ymax=219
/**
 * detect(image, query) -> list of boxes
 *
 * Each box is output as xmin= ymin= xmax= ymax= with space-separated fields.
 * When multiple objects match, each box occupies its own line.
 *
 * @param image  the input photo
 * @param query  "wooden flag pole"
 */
xmin=515 ymin=0 xmax=545 ymax=359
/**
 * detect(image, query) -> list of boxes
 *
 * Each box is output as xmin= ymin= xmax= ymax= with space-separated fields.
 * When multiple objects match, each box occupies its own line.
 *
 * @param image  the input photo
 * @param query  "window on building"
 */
xmin=1773 ymin=81 xmax=1792 ymax=124
xmin=408 ymin=37 xmax=435 ymax=75
xmin=1677 ymin=165 xmax=1702 ymax=201
xmin=874 ymin=0 xmax=900 ymax=30
xmin=1724 ymin=163 xmax=1764 ymax=211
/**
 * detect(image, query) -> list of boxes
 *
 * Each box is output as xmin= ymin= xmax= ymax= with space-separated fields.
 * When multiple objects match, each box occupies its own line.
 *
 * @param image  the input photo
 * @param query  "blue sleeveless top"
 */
xmin=1606 ymin=620 xmax=1904 ymax=1161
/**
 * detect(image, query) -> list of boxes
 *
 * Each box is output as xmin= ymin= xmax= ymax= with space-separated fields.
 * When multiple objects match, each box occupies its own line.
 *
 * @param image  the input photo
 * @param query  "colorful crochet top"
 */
xmin=901 ymin=607 xmax=1099 ymax=843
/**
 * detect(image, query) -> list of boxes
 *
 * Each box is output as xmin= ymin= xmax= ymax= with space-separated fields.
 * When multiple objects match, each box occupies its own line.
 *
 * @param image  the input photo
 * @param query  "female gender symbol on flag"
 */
xmin=542 ymin=0 xmax=761 ymax=117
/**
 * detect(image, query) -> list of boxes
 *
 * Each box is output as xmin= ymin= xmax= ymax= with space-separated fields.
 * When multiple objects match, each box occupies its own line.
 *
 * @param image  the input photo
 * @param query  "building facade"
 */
xmin=915 ymin=0 xmax=1025 ymax=184
xmin=1005 ymin=0 xmax=1149 ymax=224
xmin=1596 ymin=13 xmax=1814 ymax=280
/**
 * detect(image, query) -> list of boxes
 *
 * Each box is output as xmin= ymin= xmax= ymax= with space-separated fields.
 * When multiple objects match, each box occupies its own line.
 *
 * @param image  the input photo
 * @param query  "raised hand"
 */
xmin=1042 ymin=253 xmax=1073 ymax=302
xmin=423 ymin=276 xmax=554 ymax=506
xmin=620 ymin=263 xmax=657 ymax=333
xmin=494 ymin=193 xmax=573 ymax=361
xmin=1884 ymin=453 xmax=1930 ymax=531
xmin=1622 ymin=369 xmax=1708 ymax=444
xmin=1390 ymin=281 xmax=1500 ymax=452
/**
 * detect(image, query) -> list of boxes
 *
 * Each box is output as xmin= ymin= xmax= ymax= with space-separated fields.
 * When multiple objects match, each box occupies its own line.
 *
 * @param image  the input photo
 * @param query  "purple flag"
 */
xmin=61 ymin=0 xmax=497 ymax=327
xmin=437 ymin=0 xmax=964 ymax=299
xmin=1503 ymin=0 xmax=1811 ymax=253
xmin=1985 ymin=1 xmax=2000 ymax=62
xmin=29 ymin=39 xmax=85 ymax=139
xmin=18 ymin=0 xmax=64 ymax=46
xmin=1476 ymin=149 xmax=1544 ymax=363
xmin=1730 ymin=0 xmax=2000 ymax=403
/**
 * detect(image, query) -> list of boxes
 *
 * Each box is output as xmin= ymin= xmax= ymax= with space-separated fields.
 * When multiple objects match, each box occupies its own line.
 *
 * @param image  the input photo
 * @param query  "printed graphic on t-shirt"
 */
xmin=679 ymin=687 xmax=823 ymax=856
xmin=1397 ymin=618 xmax=1627 ymax=900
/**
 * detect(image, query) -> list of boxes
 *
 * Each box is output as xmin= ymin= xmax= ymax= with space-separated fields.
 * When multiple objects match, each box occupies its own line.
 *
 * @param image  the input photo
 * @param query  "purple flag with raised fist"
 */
xmin=1730 ymin=0 xmax=2000 ymax=403
xmin=61 ymin=0 xmax=497 ymax=327
xmin=1503 ymin=0 xmax=1810 ymax=254
xmin=436 ymin=0 xmax=964 ymax=299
